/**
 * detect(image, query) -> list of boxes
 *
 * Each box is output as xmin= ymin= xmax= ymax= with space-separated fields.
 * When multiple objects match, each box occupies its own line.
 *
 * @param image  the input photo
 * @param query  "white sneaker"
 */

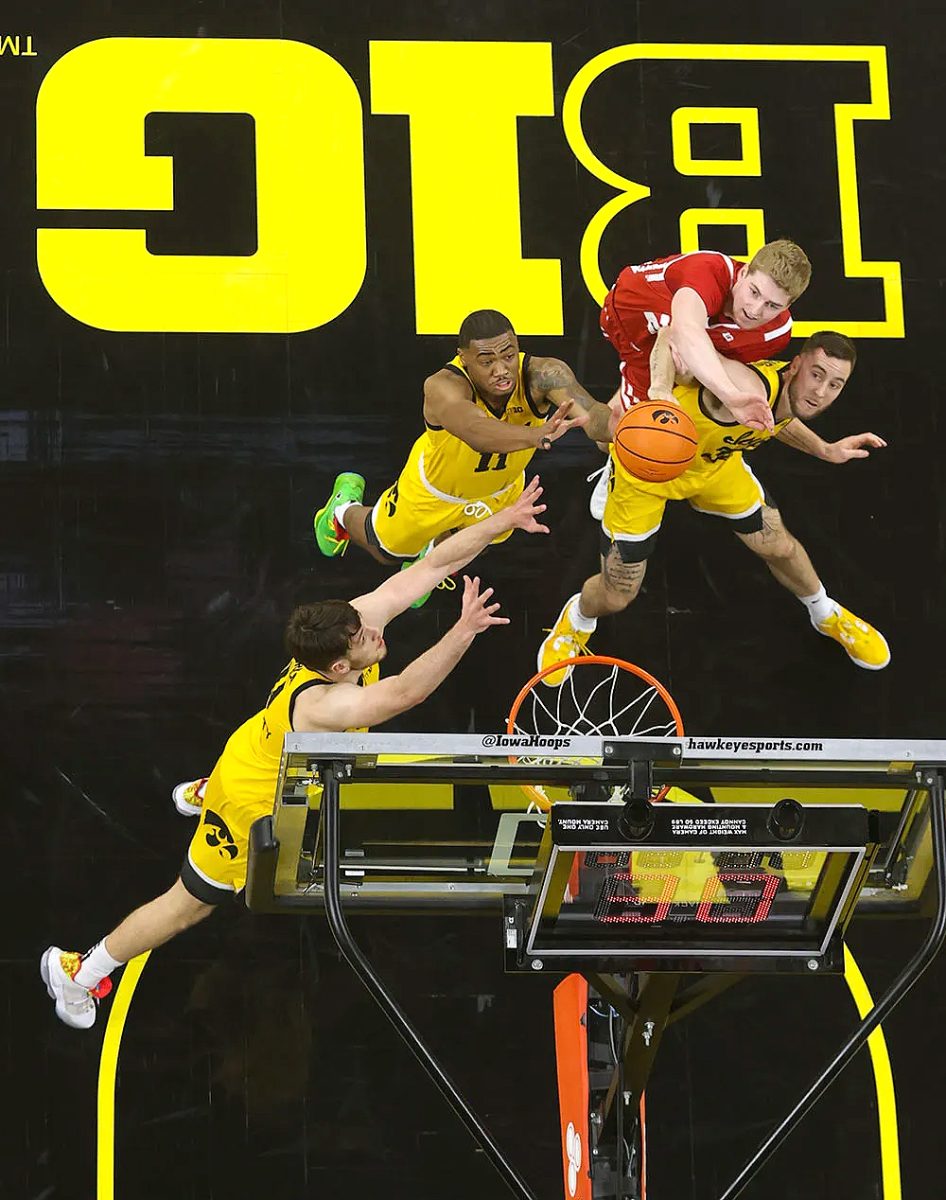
xmin=588 ymin=461 xmax=611 ymax=521
xmin=40 ymin=946 xmax=111 ymax=1029
xmin=172 ymin=777 xmax=207 ymax=816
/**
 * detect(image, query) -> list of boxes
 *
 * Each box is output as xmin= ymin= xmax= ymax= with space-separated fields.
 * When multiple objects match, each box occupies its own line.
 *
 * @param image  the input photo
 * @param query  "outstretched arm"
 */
xmin=295 ymin=578 xmax=508 ymax=731
xmin=424 ymin=371 xmax=584 ymax=456
xmin=668 ymin=289 xmax=774 ymax=432
xmin=526 ymin=357 xmax=614 ymax=443
xmin=776 ymin=420 xmax=887 ymax=462
xmin=648 ymin=327 xmax=678 ymax=402
xmin=352 ymin=476 xmax=549 ymax=627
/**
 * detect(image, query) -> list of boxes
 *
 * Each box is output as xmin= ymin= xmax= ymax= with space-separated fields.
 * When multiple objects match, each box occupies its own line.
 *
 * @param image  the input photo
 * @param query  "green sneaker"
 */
xmin=313 ymin=472 xmax=365 ymax=557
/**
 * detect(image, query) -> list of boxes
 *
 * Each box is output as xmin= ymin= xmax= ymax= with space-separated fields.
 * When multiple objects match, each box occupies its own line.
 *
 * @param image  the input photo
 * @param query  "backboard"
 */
xmin=245 ymin=735 xmax=945 ymax=947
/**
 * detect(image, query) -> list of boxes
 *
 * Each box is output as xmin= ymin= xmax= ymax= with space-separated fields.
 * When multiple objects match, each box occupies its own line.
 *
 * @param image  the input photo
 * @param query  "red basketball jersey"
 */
xmin=600 ymin=251 xmax=794 ymax=404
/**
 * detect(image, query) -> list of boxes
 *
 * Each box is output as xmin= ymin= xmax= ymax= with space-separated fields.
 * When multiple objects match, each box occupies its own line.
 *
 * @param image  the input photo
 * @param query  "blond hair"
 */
xmin=748 ymin=240 xmax=811 ymax=303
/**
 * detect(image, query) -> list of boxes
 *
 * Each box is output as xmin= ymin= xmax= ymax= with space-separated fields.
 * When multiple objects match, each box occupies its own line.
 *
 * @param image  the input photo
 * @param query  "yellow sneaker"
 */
xmin=815 ymin=605 xmax=890 ymax=670
xmin=537 ymin=594 xmax=595 ymax=686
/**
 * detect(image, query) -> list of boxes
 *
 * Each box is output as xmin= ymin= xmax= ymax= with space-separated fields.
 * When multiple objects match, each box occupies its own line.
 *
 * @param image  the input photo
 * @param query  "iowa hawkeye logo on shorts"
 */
xmin=203 ymin=809 xmax=239 ymax=860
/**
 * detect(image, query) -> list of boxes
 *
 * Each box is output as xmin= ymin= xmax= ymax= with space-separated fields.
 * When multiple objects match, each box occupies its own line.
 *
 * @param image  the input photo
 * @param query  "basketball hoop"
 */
xmin=506 ymin=655 xmax=684 ymax=809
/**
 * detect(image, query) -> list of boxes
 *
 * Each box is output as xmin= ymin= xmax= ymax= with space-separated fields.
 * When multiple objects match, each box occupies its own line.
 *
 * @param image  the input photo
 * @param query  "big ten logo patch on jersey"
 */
xmin=34 ymin=39 xmax=901 ymax=338
xmin=203 ymin=810 xmax=239 ymax=861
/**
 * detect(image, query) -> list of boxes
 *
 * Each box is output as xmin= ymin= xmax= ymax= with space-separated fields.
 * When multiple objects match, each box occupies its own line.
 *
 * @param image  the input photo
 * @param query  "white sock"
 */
xmin=333 ymin=501 xmax=355 ymax=530
xmin=799 ymin=585 xmax=838 ymax=626
xmin=569 ymin=596 xmax=597 ymax=632
xmin=75 ymin=939 xmax=124 ymax=989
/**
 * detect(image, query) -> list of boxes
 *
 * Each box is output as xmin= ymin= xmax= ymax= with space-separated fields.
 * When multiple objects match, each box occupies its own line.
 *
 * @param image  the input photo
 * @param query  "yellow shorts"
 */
xmin=180 ymin=773 xmax=260 ymax=903
xmin=602 ymin=452 xmax=766 ymax=562
xmin=368 ymin=443 xmax=524 ymax=559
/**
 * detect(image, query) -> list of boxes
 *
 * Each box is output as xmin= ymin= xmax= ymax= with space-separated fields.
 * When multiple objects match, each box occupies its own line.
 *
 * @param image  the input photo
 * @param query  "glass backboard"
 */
xmin=245 ymin=735 xmax=944 ymax=933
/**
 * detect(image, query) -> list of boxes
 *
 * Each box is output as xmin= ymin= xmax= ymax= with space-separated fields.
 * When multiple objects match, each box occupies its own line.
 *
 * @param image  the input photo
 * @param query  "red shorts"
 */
xmin=600 ymin=294 xmax=650 ymax=411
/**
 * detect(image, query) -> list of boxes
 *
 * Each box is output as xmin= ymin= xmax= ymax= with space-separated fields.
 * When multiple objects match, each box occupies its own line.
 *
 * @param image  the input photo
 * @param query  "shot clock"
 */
xmin=511 ymin=801 xmax=876 ymax=973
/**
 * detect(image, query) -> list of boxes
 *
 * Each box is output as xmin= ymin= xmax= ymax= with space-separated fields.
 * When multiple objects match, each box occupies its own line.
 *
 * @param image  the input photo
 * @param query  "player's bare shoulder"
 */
xmin=422 ymin=365 xmax=471 ymax=421
xmin=290 ymin=677 xmax=357 ymax=734
xmin=525 ymin=355 xmax=573 ymax=398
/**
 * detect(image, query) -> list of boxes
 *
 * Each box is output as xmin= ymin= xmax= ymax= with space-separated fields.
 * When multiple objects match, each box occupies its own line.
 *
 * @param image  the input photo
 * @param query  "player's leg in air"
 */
xmin=315 ymin=445 xmax=529 ymax=607
xmin=537 ymin=545 xmax=648 ymax=686
xmin=537 ymin=474 xmax=664 ymax=684
xmin=313 ymin=451 xmax=446 ymax=605
xmin=735 ymin=505 xmax=890 ymax=669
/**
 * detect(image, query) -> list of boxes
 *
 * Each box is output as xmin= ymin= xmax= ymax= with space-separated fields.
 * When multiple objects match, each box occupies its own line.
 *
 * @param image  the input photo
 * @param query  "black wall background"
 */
xmin=2 ymin=3 xmax=944 ymax=1198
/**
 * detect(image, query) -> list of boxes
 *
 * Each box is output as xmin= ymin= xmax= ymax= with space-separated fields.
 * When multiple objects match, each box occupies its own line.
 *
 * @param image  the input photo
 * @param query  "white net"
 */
xmin=506 ymin=657 xmax=682 ymax=808
xmin=509 ymin=657 xmax=681 ymax=743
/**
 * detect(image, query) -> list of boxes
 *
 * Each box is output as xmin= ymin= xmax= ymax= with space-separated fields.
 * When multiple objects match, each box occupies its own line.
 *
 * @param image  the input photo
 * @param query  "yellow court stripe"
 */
xmin=844 ymin=945 xmax=901 ymax=1199
xmin=97 ymin=952 xmax=151 ymax=1200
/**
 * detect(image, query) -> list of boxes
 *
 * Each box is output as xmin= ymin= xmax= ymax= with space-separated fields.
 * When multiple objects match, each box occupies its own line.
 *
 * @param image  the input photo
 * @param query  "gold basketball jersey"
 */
xmin=615 ymin=360 xmax=793 ymax=500
xmin=417 ymin=353 xmax=548 ymax=499
xmin=210 ymin=660 xmax=379 ymax=816
xmin=679 ymin=360 xmax=793 ymax=469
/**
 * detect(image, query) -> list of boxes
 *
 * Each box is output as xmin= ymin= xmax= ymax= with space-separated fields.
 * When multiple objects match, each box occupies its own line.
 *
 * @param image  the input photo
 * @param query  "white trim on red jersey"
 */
xmin=634 ymin=249 xmax=736 ymax=286
xmin=764 ymin=316 xmax=793 ymax=342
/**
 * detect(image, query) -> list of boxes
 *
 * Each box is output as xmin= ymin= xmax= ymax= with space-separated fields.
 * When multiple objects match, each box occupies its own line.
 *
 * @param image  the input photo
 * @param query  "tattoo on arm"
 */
xmin=528 ymin=357 xmax=613 ymax=442
xmin=602 ymin=551 xmax=646 ymax=595
xmin=528 ymin=357 xmax=592 ymax=407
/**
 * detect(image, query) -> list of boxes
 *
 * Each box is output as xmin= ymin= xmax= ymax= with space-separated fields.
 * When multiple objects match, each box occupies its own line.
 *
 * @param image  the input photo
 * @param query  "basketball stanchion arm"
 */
xmin=718 ymin=774 xmax=946 ymax=1200
xmin=319 ymin=764 xmax=540 ymax=1200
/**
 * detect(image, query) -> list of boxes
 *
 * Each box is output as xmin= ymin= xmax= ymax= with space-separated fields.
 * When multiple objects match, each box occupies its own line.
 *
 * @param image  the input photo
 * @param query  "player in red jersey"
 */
xmin=590 ymin=240 xmax=811 ymax=517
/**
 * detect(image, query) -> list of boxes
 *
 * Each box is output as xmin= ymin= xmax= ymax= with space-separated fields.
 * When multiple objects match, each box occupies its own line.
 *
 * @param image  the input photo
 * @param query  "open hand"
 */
xmin=536 ymin=398 xmax=589 ymax=448
xmin=506 ymin=474 xmax=549 ymax=534
xmin=824 ymin=432 xmax=887 ymax=463
xmin=725 ymin=390 xmax=775 ymax=433
xmin=456 ymin=576 xmax=509 ymax=636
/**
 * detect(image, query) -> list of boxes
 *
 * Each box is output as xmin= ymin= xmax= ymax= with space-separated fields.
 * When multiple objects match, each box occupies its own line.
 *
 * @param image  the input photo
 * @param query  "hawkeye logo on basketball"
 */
xmin=703 ymin=431 xmax=766 ymax=464
xmin=650 ymin=408 xmax=681 ymax=426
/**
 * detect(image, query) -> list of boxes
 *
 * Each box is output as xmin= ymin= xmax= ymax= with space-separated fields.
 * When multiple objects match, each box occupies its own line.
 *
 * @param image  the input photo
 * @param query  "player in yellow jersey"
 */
xmin=537 ymin=330 xmax=890 ymax=683
xmin=40 ymin=480 xmax=549 ymax=1029
xmin=313 ymin=309 xmax=615 ymax=600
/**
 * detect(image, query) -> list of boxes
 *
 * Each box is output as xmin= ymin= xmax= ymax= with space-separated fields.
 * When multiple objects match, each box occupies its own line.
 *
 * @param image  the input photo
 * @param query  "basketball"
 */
xmin=613 ymin=402 xmax=698 ymax=483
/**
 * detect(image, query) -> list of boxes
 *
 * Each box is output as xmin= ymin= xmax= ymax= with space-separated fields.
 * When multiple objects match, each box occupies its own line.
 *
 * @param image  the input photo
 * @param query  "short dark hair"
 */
xmin=458 ymin=309 xmax=515 ymax=347
xmin=800 ymin=330 xmax=857 ymax=369
xmin=284 ymin=600 xmax=360 ymax=671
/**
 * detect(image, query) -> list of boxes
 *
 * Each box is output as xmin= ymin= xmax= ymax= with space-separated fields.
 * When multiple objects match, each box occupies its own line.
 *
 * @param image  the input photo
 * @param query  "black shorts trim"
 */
xmin=724 ymin=508 xmax=765 ymax=535
xmin=363 ymin=507 xmax=416 ymax=564
xmin=711 ymin=488 xmax=777 ymax=536
xmin=180 ymin=857 xmax=239 ymax=906
xmin=599 ymin=529 xmax=659 ymax=564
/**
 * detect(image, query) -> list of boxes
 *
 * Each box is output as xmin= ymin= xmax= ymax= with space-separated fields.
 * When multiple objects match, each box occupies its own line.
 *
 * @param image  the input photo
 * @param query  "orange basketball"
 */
xmin=613 ymin=402 xmax=698 ymax=483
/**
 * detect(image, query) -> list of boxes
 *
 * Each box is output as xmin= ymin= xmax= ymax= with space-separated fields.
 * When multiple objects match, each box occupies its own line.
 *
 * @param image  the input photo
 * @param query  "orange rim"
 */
xmin=506 ymin=655 xmax=684 ymax=807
